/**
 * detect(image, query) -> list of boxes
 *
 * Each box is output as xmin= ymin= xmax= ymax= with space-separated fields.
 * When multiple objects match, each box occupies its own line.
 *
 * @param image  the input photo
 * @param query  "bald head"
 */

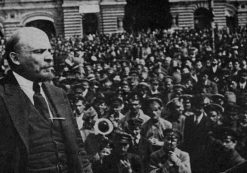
xmin=6 ymin=27 xmax=48 ymax=56
xmin=5 ymin=27 xmax=54 ymax=82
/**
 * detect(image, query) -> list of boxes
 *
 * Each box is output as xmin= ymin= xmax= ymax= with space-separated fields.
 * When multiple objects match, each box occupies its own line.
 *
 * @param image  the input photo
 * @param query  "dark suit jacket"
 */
xmin=95 ymin=152 xmax=143 ymax=173
xmin=183 ymin=114 xmax=209 ymax=163
xmin=206 ymin=66 xmax=223 ymax=83
xmin=195 ymin=79 xmax=218 ymax=94
xmin=223 ymin=161 xmax=247 ymax=173
xmin=0 ymin=72 xmax=92 ymax=173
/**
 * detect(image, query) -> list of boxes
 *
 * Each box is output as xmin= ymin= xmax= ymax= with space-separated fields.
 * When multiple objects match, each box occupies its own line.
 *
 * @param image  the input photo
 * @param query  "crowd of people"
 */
xmin=1 ymin=26 xmax=247 ymax=173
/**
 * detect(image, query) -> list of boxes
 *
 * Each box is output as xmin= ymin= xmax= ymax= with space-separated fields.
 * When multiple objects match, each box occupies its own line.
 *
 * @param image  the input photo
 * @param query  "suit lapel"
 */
xmin=42 ymin=83 xmax=79 ymax=153
xmin=2 ymin=72 xmax=30 ymax=152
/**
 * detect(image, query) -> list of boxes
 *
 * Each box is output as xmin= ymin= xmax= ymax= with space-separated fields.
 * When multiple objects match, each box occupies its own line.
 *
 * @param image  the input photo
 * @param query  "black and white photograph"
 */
xmin=0 ymin=0 xmax=247 ymax=173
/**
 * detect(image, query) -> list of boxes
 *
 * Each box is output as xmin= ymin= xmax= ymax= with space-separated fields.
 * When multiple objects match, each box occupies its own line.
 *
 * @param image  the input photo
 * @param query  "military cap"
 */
xmin=83 ymin=107 xmax=97 ymax=121
xmin=166 ymin=97 xmax=183 ymax=110
xmin=129 ymin=69 xmax=139 ymax=76
xmin=121 ymin=80 xmax=129 ymax=86
xmin=239 ymin=69 xmax=247 ymax=78
xmin=173 ymin=84 xmax=185 ymax=90
xmin=129 ymin=93 xmax=141 ymax=102
xmin=138 ymin=82 xmax=151 ymax=91
xmin=87 ymin=74 xmax=96 ymax=81
xmin=218 ymin=127 xmax=239 ymax=142
xmin=224 ymin=102 xmax=240 ymax=115
xmin=211 ymin=94 xmax=225 ymax=105
xmin=204 ymin=103 xmax=224 ymax=114
xmin=113 ymin=131 xmax=132 ymax=144
xmin=111 ymin=97 xmax=124 ymax=108
xmin=180 ymin=94 xmax=193 ymax=103
xmin=150 ymin=78 xmax=160 ymax=85
xmin=192 ymin=94 xmax=211 ymax=108
xmin=128 ymin=118 xmax=143 ymax=128
xmin=163 ymin=75 xmax=174 ymax=82
xmin=80 ymin=78 xmax=90 ymax=84
xmin=147 ymin=97 xmax=163 ymax=106
xmin=211 ymin=94 xmax=225 ymax=101
xmin=163 ymin=129 xmax=182 ymax=142
xmin=93 ymin=96 xmax=106 ymax=106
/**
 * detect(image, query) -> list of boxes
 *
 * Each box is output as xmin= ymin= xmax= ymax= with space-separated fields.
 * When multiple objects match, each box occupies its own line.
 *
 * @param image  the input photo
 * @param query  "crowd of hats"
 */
xmin=46 ymin=27 xmax=247 ymax=127
xmin=48 ymin=27 xmax=247 ymax=172
xmin=1 ymin=28 xmax=247 ymax=156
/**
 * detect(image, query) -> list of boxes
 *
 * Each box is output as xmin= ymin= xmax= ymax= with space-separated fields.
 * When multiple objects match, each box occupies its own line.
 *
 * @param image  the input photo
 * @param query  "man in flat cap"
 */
xmin=195 ymin=70 xmax=218 ymax=94
xmin=234 ymin=69 xmax=247 ymax=107
xmin=236 ymin=107 xmax=247 ymax=159
xmin=108 ymin=97 xmax=125 ymax=129
xmin=0 ymin=27 xmax=92 ymax=172
xmin=209 ymin=128 xmax=245 ymax=173
xmin=99 ymin=131 xmax=143 ymax=173
xmin=149 ymin=129 xmax=191 ymax=173
xmin=141 ymin=97 xmax=172 ymax=152
xmin=222 ymin=103 xmax=240 ymax=130
xmin=183 ymin=95 xmax=209 ymax=173
xmin=166 ymin=98 xmax=186 ymax=143
xmin=120 ymin=94 xmax=150 ymax=130
xmin=204 ymin=103 xmax=224 ymax=127
xmin=180 ymin=94 xmax=194 ymax=117
xmin=211 ymin=93 xmax=225 ymax=106
xmin=75 ymin=79 xmax=95 ymax=105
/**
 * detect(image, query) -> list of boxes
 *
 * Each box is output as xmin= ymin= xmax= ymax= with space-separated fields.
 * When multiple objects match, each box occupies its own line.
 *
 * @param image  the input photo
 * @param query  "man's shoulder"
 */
xmin=174 ymin=148 xmax=190 ymax=160
xmin=150 ymin=148 xmax=166 ymax=160
xmin=159 ymin=117 xmax=172 ymax=127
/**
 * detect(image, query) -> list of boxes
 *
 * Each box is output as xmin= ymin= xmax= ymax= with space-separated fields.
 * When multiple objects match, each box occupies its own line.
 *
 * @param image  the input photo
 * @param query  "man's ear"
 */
xmin=9 ymin=52 xmax=20 ymax=65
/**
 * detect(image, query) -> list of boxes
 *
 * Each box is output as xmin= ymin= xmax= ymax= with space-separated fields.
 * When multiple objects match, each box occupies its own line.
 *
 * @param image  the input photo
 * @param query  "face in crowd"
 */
xmin=75 ymin=99 xmax=86 ymax=115
xmin=170 ymin=100 xmax=184 ymax=118
xmin=221 ymin=136 xmax=237 ymax=152
xmin=130 ymin=99 xmax=141 ymax=114
xmin=163 ymin=130 xmax=179 ymax=152
xmin=148 ymin=100 xmax=162 ymax=122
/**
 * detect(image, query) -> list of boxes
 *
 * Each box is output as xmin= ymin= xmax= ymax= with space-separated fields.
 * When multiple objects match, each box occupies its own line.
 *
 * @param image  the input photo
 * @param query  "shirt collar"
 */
xmin=13 ymin=71 xmax=35 ymax=89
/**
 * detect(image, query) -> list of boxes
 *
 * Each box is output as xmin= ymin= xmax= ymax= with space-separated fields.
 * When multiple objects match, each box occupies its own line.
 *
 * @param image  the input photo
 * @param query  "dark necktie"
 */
xmin=33 ymin=82 xmax=50 ymax=120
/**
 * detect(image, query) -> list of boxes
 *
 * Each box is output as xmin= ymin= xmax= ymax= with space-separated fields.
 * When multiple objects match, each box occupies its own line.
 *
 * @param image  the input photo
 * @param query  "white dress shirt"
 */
xmin=13 ymin=72 xmax=54 ymax=120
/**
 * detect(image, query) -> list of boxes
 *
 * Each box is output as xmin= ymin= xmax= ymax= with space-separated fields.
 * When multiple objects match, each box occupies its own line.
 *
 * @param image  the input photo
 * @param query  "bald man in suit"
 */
xmin=0 ymin=27 xmax=92 ymax=173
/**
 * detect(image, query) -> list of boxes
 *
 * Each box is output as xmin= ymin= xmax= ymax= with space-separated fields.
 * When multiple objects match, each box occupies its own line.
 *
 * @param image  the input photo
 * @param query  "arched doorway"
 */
xmin=194 ymin=8 xmax=212 ymax=30
xmin=225 ymin=5 xmax=238 ymax=30
xmin=83 ymin=13 xmax=98 ymax=35
xmin=25 ymin=20 xmax=56 ymax=38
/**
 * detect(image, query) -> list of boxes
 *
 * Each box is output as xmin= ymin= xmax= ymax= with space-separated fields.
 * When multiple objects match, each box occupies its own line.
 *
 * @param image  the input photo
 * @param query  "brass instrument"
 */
xmin=94 ymin=118 xmax=114 ymax=136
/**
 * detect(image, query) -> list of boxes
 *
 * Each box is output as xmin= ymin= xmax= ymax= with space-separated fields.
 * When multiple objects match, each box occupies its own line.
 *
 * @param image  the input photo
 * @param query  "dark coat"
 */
xmin=213 ymin=149 xmax=245 ymax=173
xmin=96 ymin=152 xmax=143 ymax=173
xmin=195 ymin=79 xmax=218 ymax=94
xmin=0 ymin=72 xmax=92 ymax=173
xmin=223 ymin=161 xmax=247 ymax=173
xmin=149 ymin=148 xmax=191 ymax=173
xmin=183 ymin=113 xmax=209 ymax=172
xmin=206 ymin=66 xmax=223 ymax=83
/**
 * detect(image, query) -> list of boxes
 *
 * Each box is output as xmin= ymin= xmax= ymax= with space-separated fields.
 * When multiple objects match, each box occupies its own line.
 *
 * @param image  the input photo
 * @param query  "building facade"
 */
xmin=0 ymin=0 xmax=126 ymax=38
xmin=0 ymin=0 xmax=246 ymax=38
xmin=169 ymin=0 xmax=247 ymax=30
